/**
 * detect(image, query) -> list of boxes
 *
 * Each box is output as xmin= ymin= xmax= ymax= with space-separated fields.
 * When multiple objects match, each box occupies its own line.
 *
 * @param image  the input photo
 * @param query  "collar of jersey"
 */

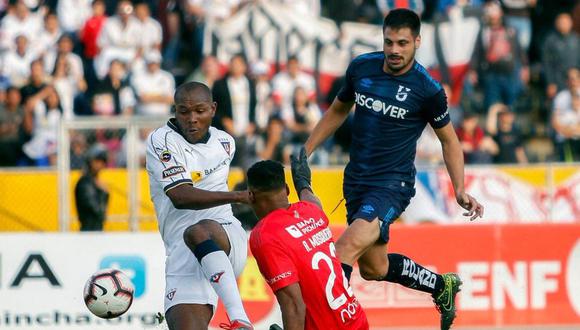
xmin=167 ymin=118 xmax=211 ymax=144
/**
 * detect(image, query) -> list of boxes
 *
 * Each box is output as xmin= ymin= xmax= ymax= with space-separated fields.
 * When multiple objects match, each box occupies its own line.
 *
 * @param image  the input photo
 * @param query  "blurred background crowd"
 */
xmin=0 ymin=0 xmax=578 ymax=169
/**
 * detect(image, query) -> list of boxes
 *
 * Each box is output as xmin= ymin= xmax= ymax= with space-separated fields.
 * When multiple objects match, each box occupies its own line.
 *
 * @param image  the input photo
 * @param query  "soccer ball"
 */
xmin=83 ymin=268 xmax=135 ymax=319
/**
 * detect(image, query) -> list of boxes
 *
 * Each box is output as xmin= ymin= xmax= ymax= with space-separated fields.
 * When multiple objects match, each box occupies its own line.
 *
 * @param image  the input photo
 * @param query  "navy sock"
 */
xmin=383 ymin=253 xmax=444 ymax=295
xmin=192 ymin=239 xmax=221 ymax=263
xmin=341 ymin=263 xmax=353 ymax=281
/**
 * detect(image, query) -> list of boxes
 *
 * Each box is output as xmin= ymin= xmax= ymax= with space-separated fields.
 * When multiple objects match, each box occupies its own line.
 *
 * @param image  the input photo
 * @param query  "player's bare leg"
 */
xmin=335 ymin=218 xmax=381 ymax=265
xmin=183 ymin=219 xmax=252 ymax=328
xmin=335 ymin=217 xmax=381 ymax=280
xmin=165 ymin=304 xmax=212 ymax=330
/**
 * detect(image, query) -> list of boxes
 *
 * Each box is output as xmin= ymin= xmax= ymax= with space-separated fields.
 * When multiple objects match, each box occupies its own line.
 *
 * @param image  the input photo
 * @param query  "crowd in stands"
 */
xmin=0 ymin=0 xmax=578 ymax=169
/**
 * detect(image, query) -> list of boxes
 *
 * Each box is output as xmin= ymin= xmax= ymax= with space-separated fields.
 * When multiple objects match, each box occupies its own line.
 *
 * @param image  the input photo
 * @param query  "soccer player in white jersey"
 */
xmin=146 ymin=82 xmax=253 ymax=330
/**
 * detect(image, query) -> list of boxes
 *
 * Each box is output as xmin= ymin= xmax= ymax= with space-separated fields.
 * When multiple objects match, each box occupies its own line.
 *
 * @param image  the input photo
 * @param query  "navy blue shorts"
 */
xmin=343 ymin=182 xmax=415 ymax=243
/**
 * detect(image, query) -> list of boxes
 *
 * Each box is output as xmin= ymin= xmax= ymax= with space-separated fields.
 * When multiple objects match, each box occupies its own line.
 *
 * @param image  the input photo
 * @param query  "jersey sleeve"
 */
xmin=336 ymin=59 xmax=357 ymax=103
xmin=224 ymin=131 xmax=236 ymax=162
xmin=146 ymin=131 xmax=192 ymax=193
xmin=424 ymin=89 xmax=451 ymax=129
xmin=250 ymin=230 xmax=299 ymax=292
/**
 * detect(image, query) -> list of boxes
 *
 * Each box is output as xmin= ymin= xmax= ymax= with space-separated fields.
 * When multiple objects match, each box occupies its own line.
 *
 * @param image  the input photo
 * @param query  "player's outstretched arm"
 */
xmin=290 ymin=147 xmax=323 ymax=209
xmin=275 ymin=284 xmax=306 ymax=330
xmin=434 ymin=122 xmax=484 ymax=220
xmin=166 ymin=184 xmax=249 ymax=210
xmin=304 ymin=98 xmax=353 ymax=156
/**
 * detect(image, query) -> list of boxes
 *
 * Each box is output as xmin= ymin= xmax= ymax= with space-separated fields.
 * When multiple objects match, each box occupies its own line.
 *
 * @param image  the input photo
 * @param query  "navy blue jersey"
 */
xmin=337 ymin=51 xmax=450 ymax=186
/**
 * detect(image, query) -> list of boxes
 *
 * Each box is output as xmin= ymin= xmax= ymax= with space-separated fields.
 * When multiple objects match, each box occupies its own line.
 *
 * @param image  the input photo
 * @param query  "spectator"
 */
xmin=34 ymin=12 xmax=62 ymax=56
xmin=0 ymin=87 xmax=26 ymax=166
xmin=486 ymin=103 xmax=527 ymax=164
xmin=1 ymin=35 xmax=37 ymax=88
xmin=134 ymin=1 xmax=162 ymax=53
xmin=212 ymin=53 xmax=258 ymax=166
xmin=95 ymin=0 xmax=141 ymax=79
xmin=56 ymin=0 xmax=92 ymax=34
xmin=250 ymin=60 xmax=273 ymax=134
xmin=281 ymin=86 xmax=322 ymax=164
xmin=0 ymin=0 xmax=42 ymax=52
xmin=469 ymin=1 xmax=529 ymax=110
xmin=70 ymin=131 xmax=88 ymax=170
xmin=186 ymin=55 xmax=221 ymax=89
xmin=51 ymin=54 xmax=87 ymax=119
xmin=74 ymin=143 xmax=110 ymax=231
xmin=92 ymin=59 xmax=136 ymax=115
xmin=185 ymin=0 xmax=240 ymax=69
xmin=456 ymin=112 xmax=498 ymax=163
xmin=501 ymin=0 xmax=536 ymax=53
xmin=551 ymin=68 xmax=580 ymax=162
xmin=542 ymin=12 xmax=580 ymax=99
xmin=45 ymin=34 xmax=85 ymax=88
xmin=272 ymin=55 xmax=316 ymax=109
xmin=21 ymin=86 xmax=62 ymax=166
xmin=131 ymin=50 xmax=174 ymax=116
xmin=79 ymin=0 xmax=107 ymax=89
xmin=20 ymin=59 xmax=48 ymax=104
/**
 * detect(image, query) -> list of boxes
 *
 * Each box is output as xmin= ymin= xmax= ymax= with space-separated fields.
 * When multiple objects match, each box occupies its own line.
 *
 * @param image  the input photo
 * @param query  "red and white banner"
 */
xmin=206 ymin=3 xmax=480 ymax=103
xmin=2 ymin=226 xmax=578 ymax=329
xmin=404 ymin=166 xmax=580 ymax=224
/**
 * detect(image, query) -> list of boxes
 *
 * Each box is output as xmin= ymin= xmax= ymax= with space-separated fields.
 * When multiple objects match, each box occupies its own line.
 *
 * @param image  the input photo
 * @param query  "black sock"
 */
xmin=192 ymin=239 xmax=221 ymax=263
xmin=383 ymin=253 xmax=444 ymax=295
xmin=341 ymin=263 xmax=353 ymax=281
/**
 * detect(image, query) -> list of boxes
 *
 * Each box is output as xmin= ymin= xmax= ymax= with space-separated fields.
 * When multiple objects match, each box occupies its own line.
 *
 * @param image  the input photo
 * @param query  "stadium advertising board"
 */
xmin=212 ymin=224 xmax=580 ymax=328
xmin=2 ymin=166 xmax=580 ymax=232
xmin=0 ymin=234 xmax=166 ymax=329
xmin=1 ymin=226 xmax=579 ymax=329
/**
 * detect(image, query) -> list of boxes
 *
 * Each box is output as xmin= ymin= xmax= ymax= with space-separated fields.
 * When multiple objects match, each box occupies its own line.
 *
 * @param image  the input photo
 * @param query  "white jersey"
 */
xmin=146 ymin=120 xmax=240 ymax=275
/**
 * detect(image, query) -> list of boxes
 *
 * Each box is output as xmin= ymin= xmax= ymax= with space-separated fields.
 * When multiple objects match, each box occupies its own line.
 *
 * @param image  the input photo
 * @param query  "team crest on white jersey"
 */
xmin=166 ymin=288 xmax=176 ymax=301
xmin=396 ymin=85 xmax=411 ymax=102
xmin=160 ymin=150 xmax=172 ymax=162
xmin=219 ymin=139 xmax=231 ymax=155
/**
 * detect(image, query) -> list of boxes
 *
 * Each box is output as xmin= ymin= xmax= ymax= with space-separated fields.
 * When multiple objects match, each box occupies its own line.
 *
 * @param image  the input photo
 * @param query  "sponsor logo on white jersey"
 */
xmin=162 ymin=166 xmax=186 ymax=178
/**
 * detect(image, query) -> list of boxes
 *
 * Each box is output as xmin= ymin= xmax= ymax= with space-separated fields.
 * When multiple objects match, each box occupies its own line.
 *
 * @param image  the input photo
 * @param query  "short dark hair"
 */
xmin=174 ymin=81 xmax=212 ymax=103
xmin=247 ymin=160 xmax=286 ymax=192
xmin=383 ymin=8 xmax=421 ymax=37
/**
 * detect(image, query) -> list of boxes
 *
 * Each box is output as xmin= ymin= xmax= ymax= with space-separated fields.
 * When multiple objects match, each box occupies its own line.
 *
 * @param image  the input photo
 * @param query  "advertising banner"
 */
xmin=1 ymin=226 xmax=580 ymax=329
xmin=0 ymin=234 xmax=166 ymax=329
xmin=205 ymin=2 xmax=480 ymax=101
xmin=211 ymin=224 xmax=580 ymax=328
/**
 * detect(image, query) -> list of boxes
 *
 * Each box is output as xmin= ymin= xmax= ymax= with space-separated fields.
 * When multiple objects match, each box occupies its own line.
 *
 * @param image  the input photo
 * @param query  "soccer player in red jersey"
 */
xmin=247 ymin=160 xmax=369 ymax=330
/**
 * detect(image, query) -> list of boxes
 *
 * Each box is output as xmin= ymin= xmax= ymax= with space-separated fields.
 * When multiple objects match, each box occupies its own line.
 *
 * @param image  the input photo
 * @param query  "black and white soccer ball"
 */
xmin=83 ymin=268 xmax=135 ymax=319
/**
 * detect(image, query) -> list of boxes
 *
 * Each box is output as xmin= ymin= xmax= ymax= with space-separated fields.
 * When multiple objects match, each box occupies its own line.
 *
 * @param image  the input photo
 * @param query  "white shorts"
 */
xmin=164 ymin=220 xmax=248 ymax=312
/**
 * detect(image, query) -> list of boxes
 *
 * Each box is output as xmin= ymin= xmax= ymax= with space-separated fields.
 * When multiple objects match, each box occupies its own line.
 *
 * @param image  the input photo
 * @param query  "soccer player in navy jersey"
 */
xmin=295 ymin=8 xmax=484 ymax=330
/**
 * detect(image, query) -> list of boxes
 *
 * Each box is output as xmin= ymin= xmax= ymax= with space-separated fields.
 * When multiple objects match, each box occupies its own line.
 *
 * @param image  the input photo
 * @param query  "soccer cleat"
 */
xmin=433 ymin=273 xmax=462 ymax=330
xmin=219 ymin=319 xmax=254 ymax=330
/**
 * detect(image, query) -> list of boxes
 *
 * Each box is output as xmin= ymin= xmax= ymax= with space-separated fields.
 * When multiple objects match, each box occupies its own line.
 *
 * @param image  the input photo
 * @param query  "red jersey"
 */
xmin=250 ymin=201 xmax=368 ymax=330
